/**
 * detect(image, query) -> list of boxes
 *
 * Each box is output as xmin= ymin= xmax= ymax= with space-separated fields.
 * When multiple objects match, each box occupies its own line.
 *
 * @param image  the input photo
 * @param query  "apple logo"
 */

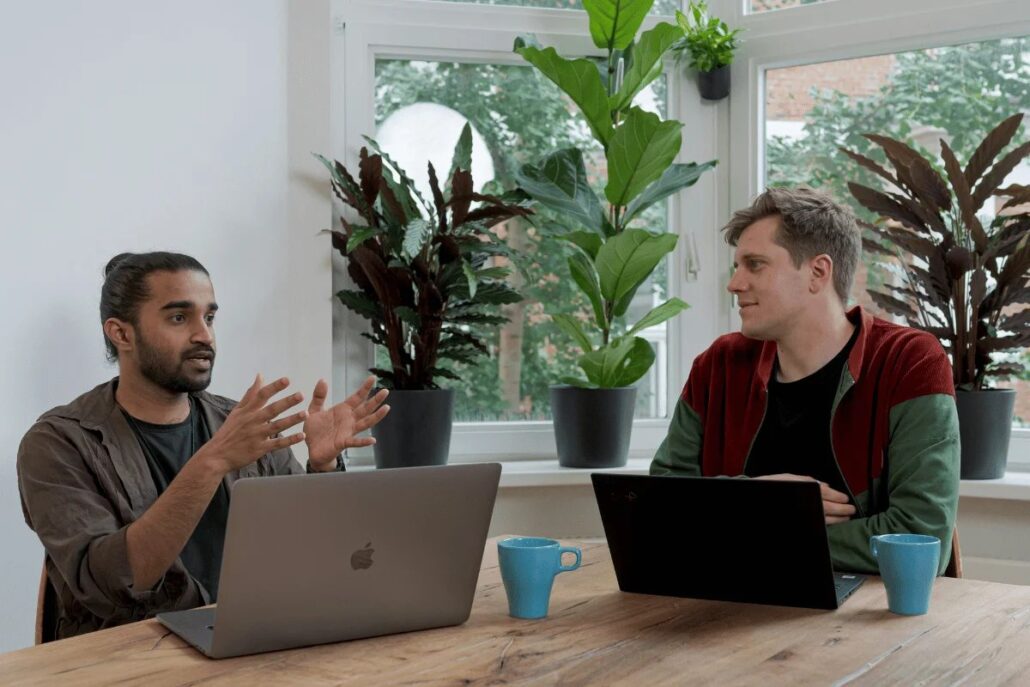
xmin=351 ymin=541 xmax=374 ymax=571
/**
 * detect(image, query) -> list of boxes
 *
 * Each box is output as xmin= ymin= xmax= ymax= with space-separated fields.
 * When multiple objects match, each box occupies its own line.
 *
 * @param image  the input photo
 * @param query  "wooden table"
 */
xmin=3 ymin=538 xmax=1030 ymax=686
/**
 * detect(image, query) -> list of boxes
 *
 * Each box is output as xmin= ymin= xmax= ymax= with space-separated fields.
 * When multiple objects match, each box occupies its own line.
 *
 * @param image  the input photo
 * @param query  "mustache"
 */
xmin=182 ymin=345 xmax=215 ymax=360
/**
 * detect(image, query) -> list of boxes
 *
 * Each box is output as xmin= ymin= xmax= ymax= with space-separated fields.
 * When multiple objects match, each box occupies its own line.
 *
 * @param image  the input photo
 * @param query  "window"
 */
xmin=762 ymin=37 xmax=1030 ymax=427
xmin=727 ymin=0 xmax=1030 ymax=463
xmin=748 ymin=0 xmax=835 ymax=13
xmin=438 ymin=0 xmax=680 ymax=11
xmin=374 ymin=60 xmax=670 ymax=421
xmin=334 ymin=0 xmax=709 ymax=458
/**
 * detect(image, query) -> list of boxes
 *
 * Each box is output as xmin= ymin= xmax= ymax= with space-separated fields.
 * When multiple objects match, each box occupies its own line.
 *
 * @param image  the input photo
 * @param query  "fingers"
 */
xmin=239 ymin=374 xmax=262 ymax=406
xmin=754 ymin=473 xmax=813 ymax=482
xmin=825 ymin=515 xmax=853 ymax=525
xmin=819 ymin=482 xmax=851 ymax=504
xmin=309 ymin=378 xmax=329 ymax=413
xmin=269 ymin=410 xmax=308 ymax=435
xmin=355 ymin=388 xmax=389 ymax=418
xmin=822 ymin=499 xmax=856 ymax=518
xmin=255 ymin=377 xmax=291 ymax=405
xmin=260 ymin=391 xmax=305 ymax=421
xmin=346 ymin=436 xmax=377 ymax=449
xmin=344 ymin=376 xmax=377 ymax=408
xmin=266 ymin=432 xmax=305 ymax=451
xmin=354 ymin=403 xmax=390 ymax=433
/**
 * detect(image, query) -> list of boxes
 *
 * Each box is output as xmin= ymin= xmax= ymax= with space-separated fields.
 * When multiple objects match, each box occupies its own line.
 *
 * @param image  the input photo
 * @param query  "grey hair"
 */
xmin=722 ymin=186 xmax=861 ymax=303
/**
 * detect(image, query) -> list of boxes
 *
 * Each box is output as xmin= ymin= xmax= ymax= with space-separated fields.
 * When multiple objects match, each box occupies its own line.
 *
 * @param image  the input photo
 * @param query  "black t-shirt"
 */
xmin=122 ymin=396 xmax=229 ymax=601
xmin=744 ymin=327 xmax=859 ymax=501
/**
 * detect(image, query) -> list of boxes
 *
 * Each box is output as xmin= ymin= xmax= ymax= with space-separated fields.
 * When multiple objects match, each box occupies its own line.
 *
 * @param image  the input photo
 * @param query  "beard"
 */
xmin=135 ymin=331 xmax=215 ymax=393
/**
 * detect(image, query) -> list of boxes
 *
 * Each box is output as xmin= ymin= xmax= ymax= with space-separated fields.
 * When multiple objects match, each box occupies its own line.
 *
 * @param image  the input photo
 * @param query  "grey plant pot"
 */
xmin=698 ymin=64 xmax=730 ymax=101
xmin=956 ymin=388 xmax=1015 ymax=480
xmin=371 ymin=388 xmax=454 ymax=469
xmin=551 ymin=385 xmax=636 ymax=469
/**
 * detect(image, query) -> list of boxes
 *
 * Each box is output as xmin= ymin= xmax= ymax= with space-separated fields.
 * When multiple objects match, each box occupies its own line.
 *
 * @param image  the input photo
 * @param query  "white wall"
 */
xmin=0 ymin=0 xmax=332 ymax=652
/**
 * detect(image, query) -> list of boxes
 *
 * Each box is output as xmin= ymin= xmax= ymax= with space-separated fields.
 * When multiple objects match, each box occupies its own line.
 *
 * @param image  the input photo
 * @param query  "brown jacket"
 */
xmin=17 ymin=379 xmax=304 ymax=639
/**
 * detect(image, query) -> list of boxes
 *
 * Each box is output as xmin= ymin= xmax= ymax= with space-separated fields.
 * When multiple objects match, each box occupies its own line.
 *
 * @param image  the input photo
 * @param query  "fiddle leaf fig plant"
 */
xmin=842 ymin=113 xmax=1030 ymax=390
xmin=317 ymin=123 xmax=532 ymax=390
xmin=513 ymin=0 xmax=717 ymax=388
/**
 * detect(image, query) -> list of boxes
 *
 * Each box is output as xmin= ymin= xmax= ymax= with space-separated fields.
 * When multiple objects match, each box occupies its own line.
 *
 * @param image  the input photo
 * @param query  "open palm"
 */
xmin=304 ymin=376 xmax=390 ymax=468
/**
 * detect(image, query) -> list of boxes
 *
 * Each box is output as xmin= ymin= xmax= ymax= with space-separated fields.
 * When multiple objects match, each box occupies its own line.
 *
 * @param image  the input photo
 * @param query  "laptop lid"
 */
xmin=591 ymin=473 xmax=843 ymax=610
xmin=202 ymin=462 xmax=500 ymax=658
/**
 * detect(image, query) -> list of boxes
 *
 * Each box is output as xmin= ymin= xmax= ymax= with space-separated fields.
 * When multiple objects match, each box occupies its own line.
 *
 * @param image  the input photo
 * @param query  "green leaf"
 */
xmin=474 ymin=266 xmax=511 ymax=280
xmin=568 ymin=252 xmax=607 ymax=328
xmin=394 ymin=306 xmax=420 ymax=328
xmin=579 ymin=335 xmax=655 ymax=387
xmin=462 ymin=261 xmax=478 ymax=300
xmin=605 ymin=108 xmax=683 ymax=208
xmin=513 ymin=37 xmax=614 ymax=146
xmin=609 ymin=22 xmax=682 ymax=112
xmin=553 ymin=313 xmax=594 ymax=353
xmin=336 ymin=289 xmax=381 ymax=320
xmin=564 ymin=231 xmax=603 ymax=260
xmin=359 ymin=137 xmax=435 ymax=219
xmin=345 ymin=227 xmax=379 ymax=253
xmin=612 ymin=273 xmax=650 ymax=317
xmin=626 ymin=297 xmax=689 ymax=336
xmin=402 ymin=218 xmax=432 ymax=258
xmin=448 ymin=122 xmax=473 ymax=182
xmin=623 ymin=161 xmax=717 ymax=225
xmin=515 ymin=148 xmax=608 ymax=234
xmin=596 ymin=228 xmax=678 ymax=303
xmin=471 ymin=282 xmax=522 ymax=305
xmin=583 ymin=0 xmax=654 ymax=51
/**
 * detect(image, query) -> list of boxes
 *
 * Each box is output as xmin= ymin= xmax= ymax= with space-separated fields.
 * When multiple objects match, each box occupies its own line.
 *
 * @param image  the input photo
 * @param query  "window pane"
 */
xmin=763 ymin=37 xmax=1030 ymax=426
xmin=433 ymin=0 xmax=681 ymax=13
xmin=750 ymin=0 xmax=835 ymax=13
xmin=374 ymin=59 xmax=670 ymax=421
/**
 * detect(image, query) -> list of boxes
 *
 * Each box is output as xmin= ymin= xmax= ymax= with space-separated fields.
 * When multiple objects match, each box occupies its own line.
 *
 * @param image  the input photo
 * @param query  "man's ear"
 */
xmin=809 ymin=254 xmax=834 ymax=294
xmin=103 ymin=318 xmax=135 ymax=356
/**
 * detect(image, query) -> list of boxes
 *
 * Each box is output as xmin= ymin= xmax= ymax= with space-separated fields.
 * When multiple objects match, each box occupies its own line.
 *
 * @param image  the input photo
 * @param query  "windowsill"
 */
xmin=347 ymin=459 xmax=1030 ymax=499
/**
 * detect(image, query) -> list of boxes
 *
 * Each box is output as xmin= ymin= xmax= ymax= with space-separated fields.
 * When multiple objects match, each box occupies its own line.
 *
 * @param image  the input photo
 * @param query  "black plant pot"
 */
xmin=371 ymin=389 xmax=454 ymax=469
xmin=956 ymin=388 xmax=1015 ymax=480
xmin=551 ymin=385 xmax=636 ymax=468
xmin=698 ymin=65 xmax=730 ymax=101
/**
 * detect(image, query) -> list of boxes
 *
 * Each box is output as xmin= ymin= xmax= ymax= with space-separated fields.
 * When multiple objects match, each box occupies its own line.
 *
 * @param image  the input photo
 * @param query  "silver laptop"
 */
xmin=157 ymin=462 xmax=501 ymax=658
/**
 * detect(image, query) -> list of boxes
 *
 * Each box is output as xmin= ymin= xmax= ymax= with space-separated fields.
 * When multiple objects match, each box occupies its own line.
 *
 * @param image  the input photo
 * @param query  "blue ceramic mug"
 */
xmin=870 ymin=533 xmax=941 ymax=616
xmin=498 ymin=537 xmax=582 ymax=619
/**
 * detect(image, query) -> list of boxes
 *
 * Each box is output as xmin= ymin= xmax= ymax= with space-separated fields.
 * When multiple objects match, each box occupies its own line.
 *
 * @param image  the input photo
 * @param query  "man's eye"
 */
xmin=205 ymin=314 xmax=216 ymax=325
xmin=171 ymin=313 xmax=186 ymax=323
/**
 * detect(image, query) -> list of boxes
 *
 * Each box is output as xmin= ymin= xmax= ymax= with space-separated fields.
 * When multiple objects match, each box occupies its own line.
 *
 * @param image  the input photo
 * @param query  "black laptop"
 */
xmin=591 ymin=474 xmax=865 ymax=610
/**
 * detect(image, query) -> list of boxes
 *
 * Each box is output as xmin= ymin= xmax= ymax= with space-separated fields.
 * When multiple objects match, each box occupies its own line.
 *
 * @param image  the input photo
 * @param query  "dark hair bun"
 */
xmin=104 ymin=253 xmax=136 ymax=277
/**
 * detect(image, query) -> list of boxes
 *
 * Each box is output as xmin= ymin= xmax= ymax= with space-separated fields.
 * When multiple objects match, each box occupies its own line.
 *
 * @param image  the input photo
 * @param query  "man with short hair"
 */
xmin=652 ymin=187 xmax=960 ymax=574
xmin=18 ymin=252 xmax=390 ymax=639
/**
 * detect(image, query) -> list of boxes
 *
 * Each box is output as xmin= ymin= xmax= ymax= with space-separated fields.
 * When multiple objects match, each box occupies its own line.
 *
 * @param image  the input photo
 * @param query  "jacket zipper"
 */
xmin=829 ymin=368 xmax=863 ymax=517
xmin=742 ymin=386 xmax=769 ymax=475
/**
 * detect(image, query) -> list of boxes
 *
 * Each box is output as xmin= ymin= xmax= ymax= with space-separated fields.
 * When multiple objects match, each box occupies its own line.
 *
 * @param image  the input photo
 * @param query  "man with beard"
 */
xmin=17 ymin=252 xmax=391 ymax=639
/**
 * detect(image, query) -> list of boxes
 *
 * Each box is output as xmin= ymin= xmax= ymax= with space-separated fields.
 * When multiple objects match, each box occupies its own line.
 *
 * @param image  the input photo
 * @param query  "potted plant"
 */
xmin=672 ymin=0 xmax=742 ymax=101
xmin=841 ymin=113 xmax=1030 ymax=479
xmin=514 ymin=0 xmax=716 ymax=468
xmin=317 ymin=124 xmax=531 ymax=468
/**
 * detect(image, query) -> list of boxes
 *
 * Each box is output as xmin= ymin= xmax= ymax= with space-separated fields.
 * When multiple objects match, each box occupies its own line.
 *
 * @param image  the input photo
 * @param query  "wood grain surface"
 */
xmin=3 ymin=538 xmax=1029 ymax=686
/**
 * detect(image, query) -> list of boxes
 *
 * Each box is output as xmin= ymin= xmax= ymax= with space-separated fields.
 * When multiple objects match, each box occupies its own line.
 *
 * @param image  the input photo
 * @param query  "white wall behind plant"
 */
xmin=0 ymin=0 xmax=333 ymax=652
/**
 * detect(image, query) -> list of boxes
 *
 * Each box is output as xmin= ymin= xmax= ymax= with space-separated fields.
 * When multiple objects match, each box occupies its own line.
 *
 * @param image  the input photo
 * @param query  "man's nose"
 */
xmin=192 ymin=320 xmax=214 ymax=344
xmin=727 ymin=268 xmax=744 ymax=293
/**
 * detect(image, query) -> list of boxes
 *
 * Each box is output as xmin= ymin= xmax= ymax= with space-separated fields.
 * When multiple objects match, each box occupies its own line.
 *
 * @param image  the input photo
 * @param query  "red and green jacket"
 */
xmin=651 ymin=307 xmax=960 ymax=574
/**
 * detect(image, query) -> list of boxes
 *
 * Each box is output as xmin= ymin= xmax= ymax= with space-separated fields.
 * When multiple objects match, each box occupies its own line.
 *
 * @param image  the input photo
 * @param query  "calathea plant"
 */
xmin=317 ymin=124 xmax=531 ymax=390
xmin=842 ymin=113 xmax=1030 ymax=390
xmin=513 ymin=0 xmax=716 ymax=389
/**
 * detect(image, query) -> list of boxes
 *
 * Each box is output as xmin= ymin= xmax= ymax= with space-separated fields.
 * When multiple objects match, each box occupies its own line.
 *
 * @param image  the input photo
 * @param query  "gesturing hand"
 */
xmin=201 ymin=374 xmax=308 ymax=475
xmin=304 ymin=376 xmax=391 ymax=470
xmin=753 ymin=473 xmax=857 ymax=525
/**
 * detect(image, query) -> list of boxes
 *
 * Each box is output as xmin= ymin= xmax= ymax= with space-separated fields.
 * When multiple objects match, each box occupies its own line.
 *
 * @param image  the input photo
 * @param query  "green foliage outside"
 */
xmin=764 ymin=36 xmax=1030 ymax=419
xmin=376 ymin=60 xmax=672 ymax=419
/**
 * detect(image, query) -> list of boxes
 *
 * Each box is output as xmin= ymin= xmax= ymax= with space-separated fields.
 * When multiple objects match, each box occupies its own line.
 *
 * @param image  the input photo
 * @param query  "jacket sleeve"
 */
xmin=827 ymin=392 xmax=960 ymax=575
xmin=17 ymin=421 xmax=206 ymax=623
xmin=650 ymin=398 xmax=704 ymax=476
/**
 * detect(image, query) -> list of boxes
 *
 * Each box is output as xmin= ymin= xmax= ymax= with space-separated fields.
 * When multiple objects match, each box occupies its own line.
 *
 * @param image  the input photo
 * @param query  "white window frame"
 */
xmin=331 ymin=0 xmax=731 ymax=463
xmin=721 ymin=0 xmax=1030 ymax=470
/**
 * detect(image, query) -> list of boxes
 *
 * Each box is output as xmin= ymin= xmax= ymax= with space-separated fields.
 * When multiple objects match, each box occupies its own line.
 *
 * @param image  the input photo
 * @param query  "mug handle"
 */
xmin=558 ymin=546 xmax=582 ymax=573
xmin=870 ymin=537 xmax=879 ymax=559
